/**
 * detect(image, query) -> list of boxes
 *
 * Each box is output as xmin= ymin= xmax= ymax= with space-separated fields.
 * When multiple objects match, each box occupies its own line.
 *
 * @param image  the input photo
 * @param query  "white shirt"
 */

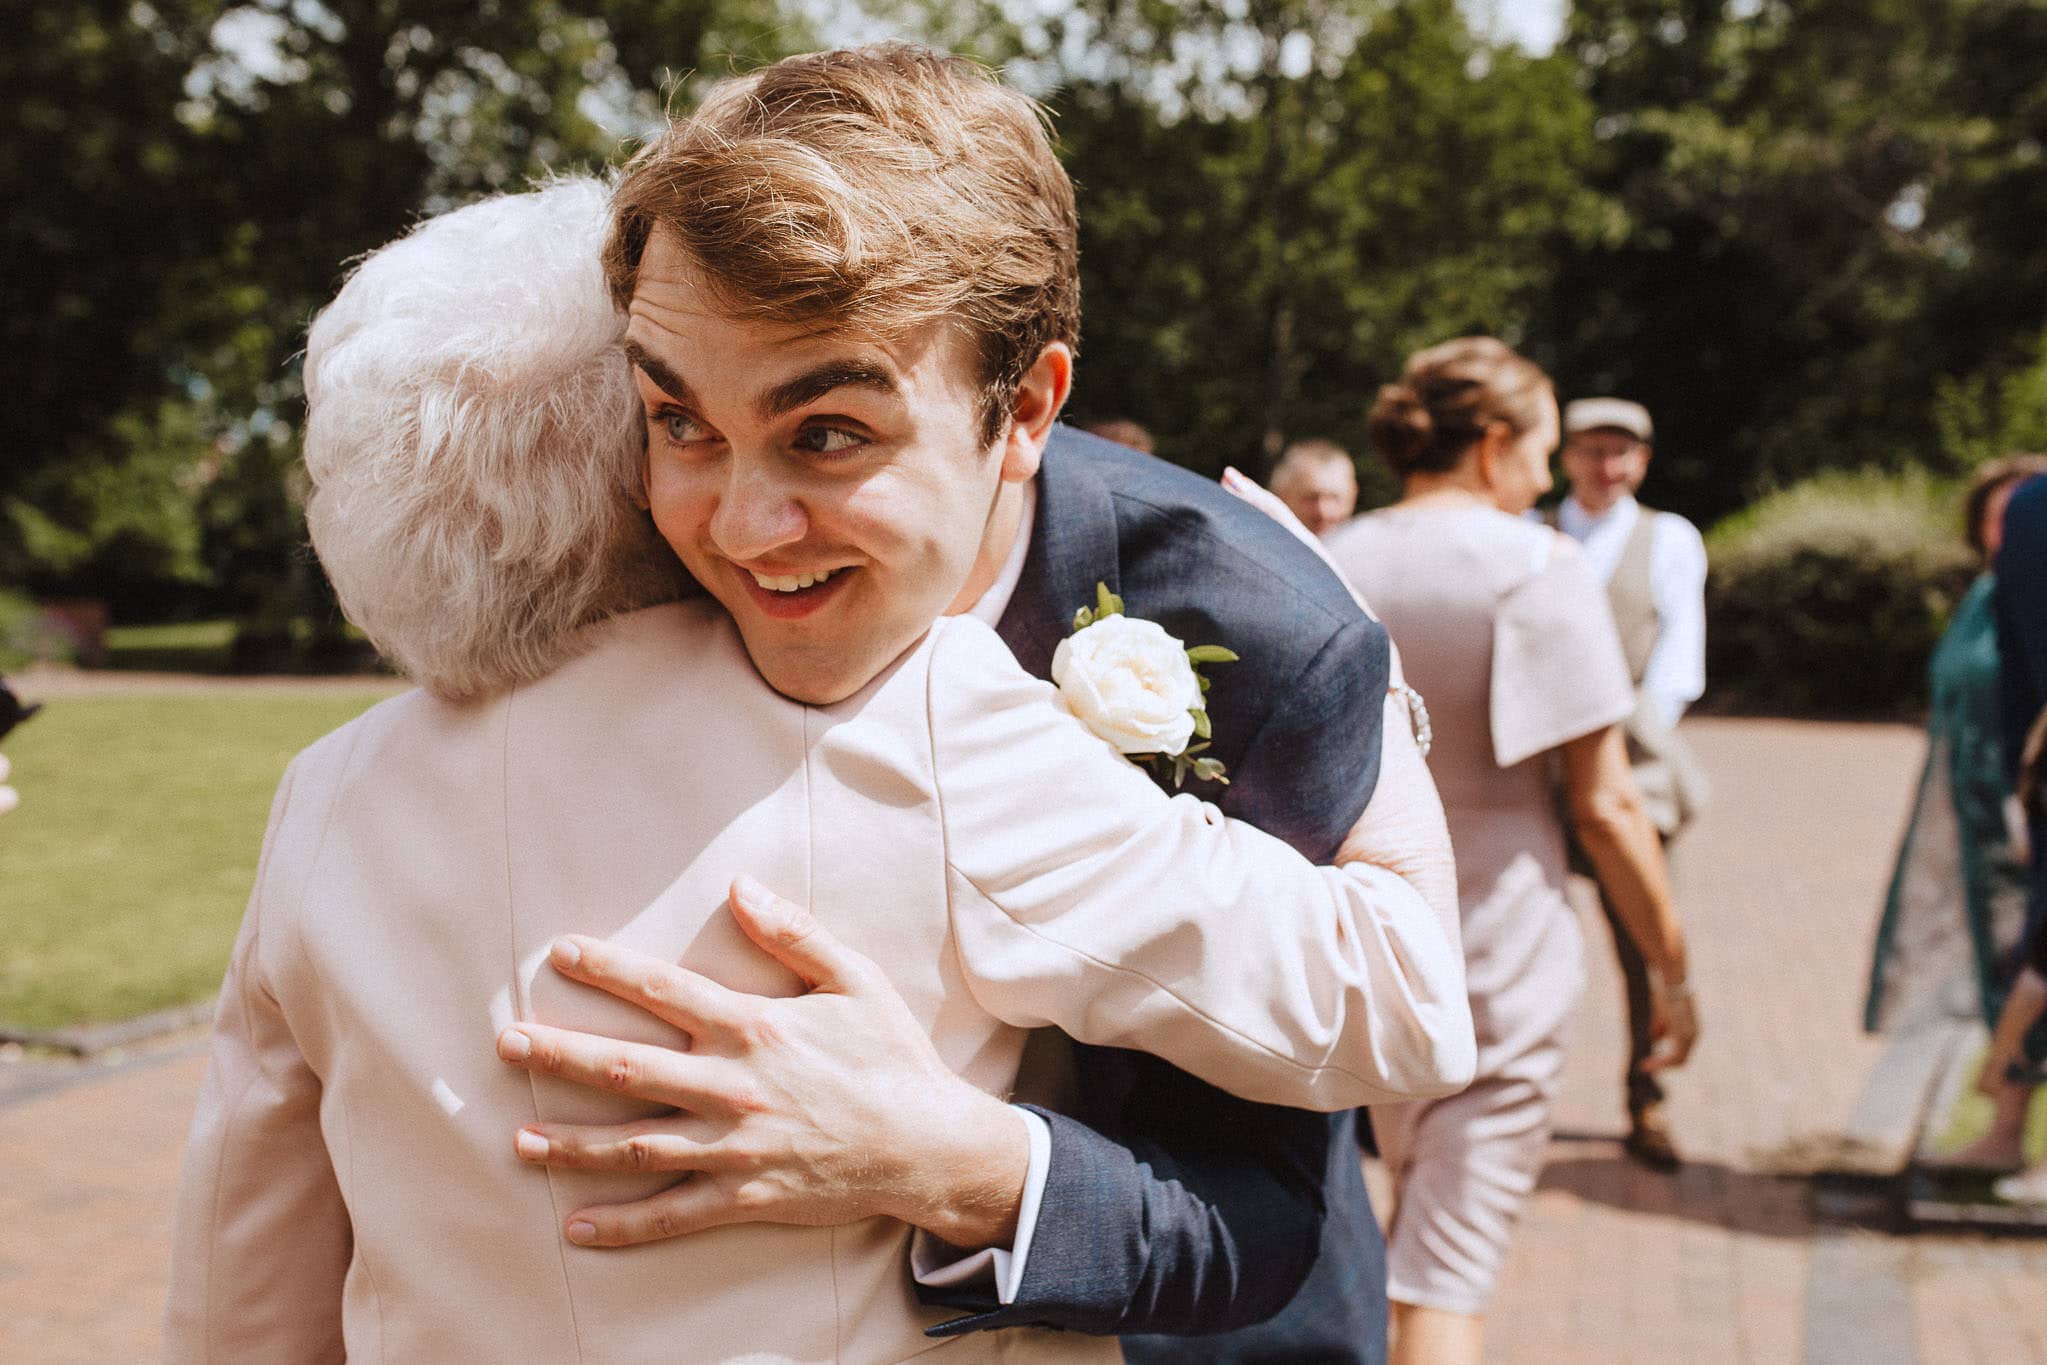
xmin=1556 ymin=493 xmax=1708 ymax=729
xmin=914 ymin=478 xmax=1050 ymax=1305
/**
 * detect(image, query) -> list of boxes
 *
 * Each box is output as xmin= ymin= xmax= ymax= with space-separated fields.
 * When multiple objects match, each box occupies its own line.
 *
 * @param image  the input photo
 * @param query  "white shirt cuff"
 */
xmin=909 ymin=1105 xmax=1051 ymax=1306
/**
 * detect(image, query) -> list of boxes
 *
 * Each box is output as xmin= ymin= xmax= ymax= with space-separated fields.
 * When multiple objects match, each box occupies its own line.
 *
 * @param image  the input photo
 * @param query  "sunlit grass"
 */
xmin=0 ymin=691 xmax=392 ymax=1030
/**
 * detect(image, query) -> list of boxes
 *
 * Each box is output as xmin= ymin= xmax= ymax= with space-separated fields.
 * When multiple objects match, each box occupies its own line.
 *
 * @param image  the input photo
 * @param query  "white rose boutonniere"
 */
xmin=1052 ymin=582 xmax=1238 ymax=787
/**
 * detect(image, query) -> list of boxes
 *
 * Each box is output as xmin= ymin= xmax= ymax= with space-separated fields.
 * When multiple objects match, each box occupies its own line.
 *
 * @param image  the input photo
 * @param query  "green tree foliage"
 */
xmin=1544 ymin=0 xmax=2047 ymax=524
xmin=1020 ymin=0 xmax=1604 ymax=493
xmin=6 ymin=0 xmax=795 ymax=627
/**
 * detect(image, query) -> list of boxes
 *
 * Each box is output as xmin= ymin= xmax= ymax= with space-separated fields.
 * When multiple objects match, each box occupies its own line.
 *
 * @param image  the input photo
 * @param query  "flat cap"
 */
xmin=1563 ymin=397 xmax=1653 ymax=442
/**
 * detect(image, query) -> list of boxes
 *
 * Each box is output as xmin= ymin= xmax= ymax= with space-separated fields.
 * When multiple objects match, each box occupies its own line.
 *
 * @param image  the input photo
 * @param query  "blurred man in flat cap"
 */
xmin=1548 ymin=397 xmax=1709 ymax=1169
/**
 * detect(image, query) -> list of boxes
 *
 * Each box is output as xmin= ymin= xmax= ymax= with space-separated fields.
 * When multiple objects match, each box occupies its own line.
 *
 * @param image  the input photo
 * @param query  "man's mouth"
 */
xmin=737 ymin=564 xmax=856 ymax=620
xmin=750 ymin=566 xmax=843 ymax=593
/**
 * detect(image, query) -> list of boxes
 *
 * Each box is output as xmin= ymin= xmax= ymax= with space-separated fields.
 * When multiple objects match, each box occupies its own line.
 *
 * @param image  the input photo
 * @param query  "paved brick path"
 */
xmin=5 ymin=717 xmax=2045 ymax=1362
xmin=1478 ymin=718 xmax=2047 ymax=1365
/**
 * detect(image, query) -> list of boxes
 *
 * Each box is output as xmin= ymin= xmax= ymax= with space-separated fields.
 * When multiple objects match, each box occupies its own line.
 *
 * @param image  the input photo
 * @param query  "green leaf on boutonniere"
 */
xmin=1191 ymin=708 xmax=1212 ymax=740
xmin=1094 ymin=582 xmax=1125 ymax=619
xmin=1184 ymin=645 xmax=1239 ymax=665
xmin=1073 ymin=606 xmax=1095 ymax=631
xmin=1198 ymin=675 xmax=1212 ymax=693
xmin=1192 ymin=757 xmax=1230 ymax=785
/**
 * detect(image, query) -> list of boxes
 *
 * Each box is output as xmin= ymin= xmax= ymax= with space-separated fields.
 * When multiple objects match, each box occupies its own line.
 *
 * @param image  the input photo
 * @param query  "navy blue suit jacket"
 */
xmin=1997 ymin=475 xmax=2047 ymax=974
xmin=919 ymin=427 xmax=1392 ymax=1360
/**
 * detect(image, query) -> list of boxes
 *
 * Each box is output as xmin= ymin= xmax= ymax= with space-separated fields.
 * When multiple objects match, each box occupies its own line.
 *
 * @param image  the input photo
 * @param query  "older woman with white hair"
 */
xmin=163 ymin=177 xmax=1470 ymax=1361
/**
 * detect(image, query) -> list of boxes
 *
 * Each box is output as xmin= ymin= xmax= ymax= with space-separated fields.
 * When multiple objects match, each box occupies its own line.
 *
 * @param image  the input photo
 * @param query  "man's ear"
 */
xmin=998 ymin=342 xmax=1074 ymax=483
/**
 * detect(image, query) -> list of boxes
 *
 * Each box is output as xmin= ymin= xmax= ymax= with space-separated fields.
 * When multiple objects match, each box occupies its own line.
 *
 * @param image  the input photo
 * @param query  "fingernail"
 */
xmin=1222 ymin=467 xmax=1245 ymax=487
xmin=566 ymin=1220 xmax=597 ymax=1245
xmin=733 ymin=874 xmax=767 ymax=909
xmin=497 ymin=1028 xmax=532 ymax=1062
xmin=515 ymin=1129 xmax=549 ymax=1161
xmin=550 ymin=938 xmax=581 ymax=969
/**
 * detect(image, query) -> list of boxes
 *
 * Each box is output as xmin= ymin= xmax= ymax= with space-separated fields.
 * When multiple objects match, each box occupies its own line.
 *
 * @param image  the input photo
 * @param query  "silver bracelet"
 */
xmin=1391 ymin=683 xmax=1432 ymax=760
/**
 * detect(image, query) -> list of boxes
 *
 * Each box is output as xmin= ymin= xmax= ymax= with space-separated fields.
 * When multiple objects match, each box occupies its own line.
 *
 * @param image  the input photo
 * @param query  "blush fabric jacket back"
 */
xmin=164 ymin=599 xmax=1468 ymax=1363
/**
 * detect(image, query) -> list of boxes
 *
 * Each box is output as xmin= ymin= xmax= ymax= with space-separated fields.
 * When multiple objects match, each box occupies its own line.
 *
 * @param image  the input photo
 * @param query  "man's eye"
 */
xmin=796 ymin=426 xmax=866 ymax=456
xmin=659 ymin=412 xmax=708 ymax=444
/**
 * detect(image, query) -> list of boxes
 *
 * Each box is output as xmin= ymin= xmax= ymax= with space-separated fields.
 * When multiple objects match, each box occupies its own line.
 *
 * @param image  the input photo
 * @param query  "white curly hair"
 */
xmin=303 ymin=176 xmax=689 ymax=702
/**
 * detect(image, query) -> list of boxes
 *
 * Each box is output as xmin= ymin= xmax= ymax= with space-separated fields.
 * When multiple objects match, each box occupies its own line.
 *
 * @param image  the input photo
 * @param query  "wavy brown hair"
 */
xmin=604 ymin=44 xmax=1081 ymax=446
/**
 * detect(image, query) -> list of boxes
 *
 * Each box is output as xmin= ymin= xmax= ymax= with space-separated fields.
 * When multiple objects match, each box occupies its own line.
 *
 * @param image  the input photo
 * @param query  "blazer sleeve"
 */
xmin=1223 ymin=613 xmax=1390 ymax=861
xmin=921 ymin=1087 xmax=1328 ymax=1338
xmin=163 ymin=756 xmax=350 ymax=1364
xmin=926 ymin=618 xmax=1474 ymax=1111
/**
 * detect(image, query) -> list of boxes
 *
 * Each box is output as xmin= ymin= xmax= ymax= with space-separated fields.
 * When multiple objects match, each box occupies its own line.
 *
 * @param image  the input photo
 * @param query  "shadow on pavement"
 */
xmin=1538 ymin=1134 xmax=1816 ymax=1240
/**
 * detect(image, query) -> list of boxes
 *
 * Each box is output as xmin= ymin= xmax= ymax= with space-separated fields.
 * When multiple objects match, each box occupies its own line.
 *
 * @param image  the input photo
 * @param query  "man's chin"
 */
xmin=743 ymin=640 xmax=894 ymax=707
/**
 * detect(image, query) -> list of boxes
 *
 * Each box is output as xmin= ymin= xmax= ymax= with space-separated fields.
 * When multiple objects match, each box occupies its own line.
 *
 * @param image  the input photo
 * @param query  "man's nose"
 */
xmin=708 ymin=464 xmax=810 ymax=561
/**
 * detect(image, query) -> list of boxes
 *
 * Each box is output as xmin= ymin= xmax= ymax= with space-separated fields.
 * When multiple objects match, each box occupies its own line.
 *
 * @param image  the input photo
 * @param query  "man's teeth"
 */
xmin=750 ymin=567 xmax=842 ymax=593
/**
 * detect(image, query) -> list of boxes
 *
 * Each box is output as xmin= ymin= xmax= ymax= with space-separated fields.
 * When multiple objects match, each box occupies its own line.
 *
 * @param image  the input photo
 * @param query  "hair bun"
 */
xmin=1368 ymin=382 xmax=1435 ymax=474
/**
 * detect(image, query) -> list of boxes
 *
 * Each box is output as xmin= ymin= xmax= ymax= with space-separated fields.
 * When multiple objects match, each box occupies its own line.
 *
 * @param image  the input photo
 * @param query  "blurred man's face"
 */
xmin=1276 ymin=460 xmax=1359 ymax=536
xmin=628 ymin=231 xmax=1042 ymax=704
xmin=1560 ymin=428 xmax=1651 ymax=516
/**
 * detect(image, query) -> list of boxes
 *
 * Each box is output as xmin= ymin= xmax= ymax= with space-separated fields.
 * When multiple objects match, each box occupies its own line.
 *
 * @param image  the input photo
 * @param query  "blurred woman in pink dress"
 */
xmin=1325 ymin=337 xmax=1698 ymax=1365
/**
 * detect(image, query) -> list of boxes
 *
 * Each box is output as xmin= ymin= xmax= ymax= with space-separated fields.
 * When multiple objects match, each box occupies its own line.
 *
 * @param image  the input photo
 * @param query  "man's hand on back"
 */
xmin=496 ymin=876 xmax=1030 ymax=1250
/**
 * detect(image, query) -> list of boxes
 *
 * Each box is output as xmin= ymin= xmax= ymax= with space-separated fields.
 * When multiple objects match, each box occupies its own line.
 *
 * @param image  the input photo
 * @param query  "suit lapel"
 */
xmin=996 ymin=426 xmax=1124 ymax=682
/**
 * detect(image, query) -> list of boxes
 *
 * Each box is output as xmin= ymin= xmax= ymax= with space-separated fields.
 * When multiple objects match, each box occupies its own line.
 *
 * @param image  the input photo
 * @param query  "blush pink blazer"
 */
xmin=165 ymin=601 xmax=1470 ymax=1363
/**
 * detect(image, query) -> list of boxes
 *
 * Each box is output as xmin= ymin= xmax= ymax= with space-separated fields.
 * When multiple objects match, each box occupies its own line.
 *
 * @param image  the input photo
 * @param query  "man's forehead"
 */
xmin=627 ymin=235 xmax=819 ymax=344
xmin=1568 ymin=429 xmax=1646 ymax=452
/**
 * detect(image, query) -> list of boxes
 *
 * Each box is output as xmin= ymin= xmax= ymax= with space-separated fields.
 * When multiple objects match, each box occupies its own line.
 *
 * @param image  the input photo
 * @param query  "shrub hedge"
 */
xmin=1702 ymin=470 xmax=1978 ymax=719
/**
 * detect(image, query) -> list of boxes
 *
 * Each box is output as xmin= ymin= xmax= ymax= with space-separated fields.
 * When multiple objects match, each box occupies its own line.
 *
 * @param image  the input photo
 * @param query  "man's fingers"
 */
xmin=564 ymin=1178 xmax=746 ymax=1248
xmin=496 ymin=1021 xmax=734 ymax=1110
xmin=547 ymin=935 xmax=744 ymax=1038
xmin=727 ymin=875 xmax=885 ymax=994
xmin=515 ymin=1119 xmax=728 ymax=1174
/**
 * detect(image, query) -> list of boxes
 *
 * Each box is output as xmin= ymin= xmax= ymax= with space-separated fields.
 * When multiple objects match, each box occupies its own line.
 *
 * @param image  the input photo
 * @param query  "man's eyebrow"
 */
xmin=759 ymin=361 xmax=900 ymax=420
xmin=623 ymin=340 xmax=694 ymax=404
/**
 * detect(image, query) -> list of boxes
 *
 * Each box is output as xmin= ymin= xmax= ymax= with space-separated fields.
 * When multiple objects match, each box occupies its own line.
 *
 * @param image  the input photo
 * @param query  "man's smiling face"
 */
xmin=628 ymin=230 xmax=1014 ymax=704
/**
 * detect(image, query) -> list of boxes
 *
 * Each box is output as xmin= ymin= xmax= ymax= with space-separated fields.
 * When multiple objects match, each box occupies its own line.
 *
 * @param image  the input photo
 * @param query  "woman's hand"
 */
xmin=1978 ymin=1036 xmax=2022 ymax=1100
xmin=0 ymin=753 xmax=17 ymax=816
xmin=1979 ymin=968 xmax=2047 ymax=1100
xmin=1644 ymin=975 xmax=1700 ymax=1073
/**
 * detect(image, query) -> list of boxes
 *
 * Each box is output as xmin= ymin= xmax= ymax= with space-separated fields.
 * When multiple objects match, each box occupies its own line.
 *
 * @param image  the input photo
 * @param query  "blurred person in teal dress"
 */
xmin=1867 ymin=453 xmax=2047 ymax=1170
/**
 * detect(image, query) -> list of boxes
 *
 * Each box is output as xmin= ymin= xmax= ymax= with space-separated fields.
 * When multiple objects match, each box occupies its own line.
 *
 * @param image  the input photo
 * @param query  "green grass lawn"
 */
xmin=0 ymin=691 xmax=395 ymax=1030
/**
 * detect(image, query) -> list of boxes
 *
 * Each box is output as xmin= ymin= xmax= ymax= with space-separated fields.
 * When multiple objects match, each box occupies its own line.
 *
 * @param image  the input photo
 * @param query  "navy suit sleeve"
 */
xmin=1224 ymin=614 xmax=1391 ymax=859
xmin=920 ymin=1074 xmax=1327 ymax=1337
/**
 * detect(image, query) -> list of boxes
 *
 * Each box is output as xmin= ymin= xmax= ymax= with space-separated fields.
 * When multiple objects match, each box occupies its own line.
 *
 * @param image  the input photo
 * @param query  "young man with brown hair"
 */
xmin=509 ymin=45 xmax=1465 ymax=1359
